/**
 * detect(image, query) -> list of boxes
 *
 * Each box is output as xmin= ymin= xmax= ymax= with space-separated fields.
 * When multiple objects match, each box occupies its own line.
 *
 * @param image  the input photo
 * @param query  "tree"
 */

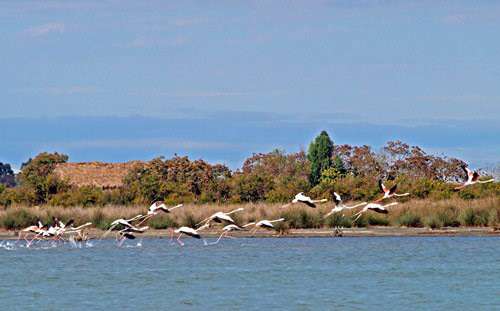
xmin=307 ymin=131 xmax=334 ymax=186
xmin=18 ymin=152 xmax=69 ymax=204
xmin=0 ymin=162 xmax=16 ymax=187
xmin=332 ymin=155 xmax=347 ymax=176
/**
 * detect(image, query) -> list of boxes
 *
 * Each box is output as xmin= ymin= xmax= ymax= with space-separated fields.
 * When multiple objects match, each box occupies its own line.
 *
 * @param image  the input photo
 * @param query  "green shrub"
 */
xmin=324 ymin=213 xmax=352 ymax=228
xmin=459 ymin=208 xmax=475 ymax=226
xmin=397 ymin=212 xmax=422 ymax=227
xmin=1 ymin=208 xmax=37 ymax=230
xmin=148 ymin=215 xmax=177 ymax=229
xmin=424 ymin=215 xmax=443 ymax=229
xmin=91 ymin=209 xmax=108 ymax=229
xmin=281 ymin=209 xmax=323 ymax=229
xmin=352 ymin=214 xmax=368 ymax=228
xmin=437 ymin=210 xmax=460 ymax=227
xmin=181 ymin=213 xmax=200 ymax=227
xmin=367 ymin=214 xmax=390 ymax=226
xmin=488 ymin=208 xmax=499 ymax=227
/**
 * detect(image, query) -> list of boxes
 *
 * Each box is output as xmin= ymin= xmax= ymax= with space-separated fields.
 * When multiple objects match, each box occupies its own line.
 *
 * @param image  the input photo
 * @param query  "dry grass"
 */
xmin=53 ymin=161 xmax=143 ymax=188
xmin=1 ymin=197 xmax=498 ymax=230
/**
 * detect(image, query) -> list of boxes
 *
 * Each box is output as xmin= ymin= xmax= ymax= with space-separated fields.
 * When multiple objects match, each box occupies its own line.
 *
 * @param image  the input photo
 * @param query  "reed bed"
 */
xmin=0 ymin=197 xmax=498 ymax=231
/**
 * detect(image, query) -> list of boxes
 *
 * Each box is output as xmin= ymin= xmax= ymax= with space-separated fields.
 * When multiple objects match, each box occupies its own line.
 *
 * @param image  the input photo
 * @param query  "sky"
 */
xmin=1 ymin=1 xmax=499 ymax=169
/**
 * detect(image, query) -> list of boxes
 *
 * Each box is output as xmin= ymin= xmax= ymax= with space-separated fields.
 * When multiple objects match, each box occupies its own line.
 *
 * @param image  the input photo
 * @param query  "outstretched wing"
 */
xmin=302 ymin=200 xmax=316 ymax=208
xmin=389 ymin=184 xmax=397 ymax=195
xmin=461 ymin=165 xmax=473 ymax=181
xmin=378 ymin=180 xmax=387 ymax=193
xmin=472 ymin=171 xmax=479 ymax=182
xmin=333 ymin=192 xmax=342 ymax=205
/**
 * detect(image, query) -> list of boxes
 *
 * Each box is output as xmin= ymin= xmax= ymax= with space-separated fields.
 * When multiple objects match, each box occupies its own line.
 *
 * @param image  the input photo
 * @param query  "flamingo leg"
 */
xmin=168 ymin=228 xmax=175 ymax=245
xmin=27 ymin=234 xmax=41 ymax=248
xmin=250 ymin=228 xmax=257 ymax=236
xmin=176 ymin=233 xmax=184 ymax=246
xmin=137 ymin=215 xmax=153 ymax=226
xmin=352 ymin=211 xmax=364 ymax=224
xmin=209 ymin=232 xmax=226 ymax=245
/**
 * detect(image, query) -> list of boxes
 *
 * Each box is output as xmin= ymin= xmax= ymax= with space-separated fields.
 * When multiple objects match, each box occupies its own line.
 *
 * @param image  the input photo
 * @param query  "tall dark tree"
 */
xmin=307 ymin=131 xmax=334 ymax=186
xmin=0 ymin=162 xmax=16 ymax=187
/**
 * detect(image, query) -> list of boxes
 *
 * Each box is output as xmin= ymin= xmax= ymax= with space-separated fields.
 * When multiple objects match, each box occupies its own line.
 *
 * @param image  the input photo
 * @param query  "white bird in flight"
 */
xmin=116 ymin=226 xmax=149 ymax=246
xmin=454 ymin=165 xmax=495 ymax=190
xmin=196 ymin=208 xmax=245 ymax=226
xmin=208 ymin=224 xmax=248 ymax=245
xmin=282 ymin=192 xmax=328 ymax=208
xmin=136 ymin=202 xmax=183 ymax=225
xmin=174 ymin=223 xmax=210 ymax=246
xmin=324 ymin=192 xmax=368 ymax=218
xmin=375 ymin=180 xmax=410 ymax=202
xmin=352 ymin=202 xmax=399 ymax=222
xmin=102 ymin=215 xmax=146 ymax=238
xmin=148 ymin=202 xmax=183 ymax=215
xmin=245 ymin=218 xmax=285 ymax=235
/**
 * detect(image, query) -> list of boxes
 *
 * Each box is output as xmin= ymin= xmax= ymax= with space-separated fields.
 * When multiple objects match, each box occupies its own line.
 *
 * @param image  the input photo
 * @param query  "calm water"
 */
xmin=0 ymin=237 xmax=499 ymax=310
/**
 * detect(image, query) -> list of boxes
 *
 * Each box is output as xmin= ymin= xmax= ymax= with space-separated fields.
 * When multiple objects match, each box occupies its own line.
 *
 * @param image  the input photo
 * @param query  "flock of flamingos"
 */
xmin=15 ymin=165 xmax=495 ymax=248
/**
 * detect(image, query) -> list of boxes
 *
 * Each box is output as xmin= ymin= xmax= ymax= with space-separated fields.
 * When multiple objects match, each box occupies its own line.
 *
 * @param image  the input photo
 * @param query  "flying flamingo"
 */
xmin=352 ymin=202 xmax=399 ymax=222
xmin=282 ymin=192 xmax=328 ymax=208
xmin=102 ymin=215 xmax=145 ymax=238
xmin=375 ymin=180 xmax=410 ymax=202
xmin=116 ymin=226 xmax=149 ymax=246
xmin=174 ymin=223 xmax=210 ymax=246
xmin=18 ymin=220 xmax=46 ymax=243
xmin=208 ymin=223 xmax=254 ymax=245
xmin=137 ymin=202 xmax=183 ymax=225
xmin=26 ymin=219 xmax=63 ymax=246
xmin=244 ymin=218 xmax=285 ymax=235
xmin=65 ymin=222 xmax=92 ymax=240
xmin=454 ymin=165 xmax=495 ymax=190
xmin=324 ymin=192 xmax=368 ymax=218
xmin=196 ymin=208 xmax=245 ymax=226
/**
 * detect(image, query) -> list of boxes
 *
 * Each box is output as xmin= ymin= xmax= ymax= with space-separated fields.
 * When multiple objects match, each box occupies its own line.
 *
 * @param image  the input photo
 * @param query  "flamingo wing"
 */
xmin=389 ymin=184 xmax=397 ymax=195
xmin=333 ymin=192 xmax=342 ymax=205
xmin=461 ymin=165 xmax=474 ymax=181
xmin=472 ymin=171 xmax=480 ymax=182
xmin=378 ymin=180 xmax=388 ymax=193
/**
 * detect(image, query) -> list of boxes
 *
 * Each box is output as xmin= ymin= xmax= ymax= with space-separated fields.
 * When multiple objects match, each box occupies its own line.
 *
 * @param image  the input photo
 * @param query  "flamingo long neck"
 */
xmin=347 ymin=202 xmax=368 ymax=209
xmin=168 ymin=204 xmax=183 ymax=211
xmin=227 ymin=208 xmax=244 ymax=215
xmin=269 ymin=218 xmax=285 ymax=223
xmin=197 ymin=223 xmax=210 ymax=231
xmin=478 ymin=179 xmax=494 ymax=184
xmin=312 ymin=198 xmax=328 ymax=203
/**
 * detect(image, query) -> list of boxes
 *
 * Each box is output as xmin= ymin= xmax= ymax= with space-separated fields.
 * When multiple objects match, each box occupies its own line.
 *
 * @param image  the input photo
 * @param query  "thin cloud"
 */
xmin=170 ymin=17 xmax=208 ymax=27
xmin=128 ymin=35 xmax=188 ymax=48
xmin=12 ymin=86 xmax=97 ymax=95
xmin=45 ymin=138 xmax=238 ymax=151
xmin=128 ymin=90 xmax=262 ymax=98
xmin=25 ymin=22 xmax=65 ymax=37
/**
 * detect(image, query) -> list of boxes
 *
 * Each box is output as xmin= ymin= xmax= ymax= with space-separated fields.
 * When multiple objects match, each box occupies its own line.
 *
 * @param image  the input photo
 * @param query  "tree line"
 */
xmin=0 ymin=131 xmax=497 ymax=207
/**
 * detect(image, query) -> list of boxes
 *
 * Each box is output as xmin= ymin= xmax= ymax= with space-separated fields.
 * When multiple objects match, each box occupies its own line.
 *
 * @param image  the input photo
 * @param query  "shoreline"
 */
xmin=1 ymin=227 xmax=499 ymax=240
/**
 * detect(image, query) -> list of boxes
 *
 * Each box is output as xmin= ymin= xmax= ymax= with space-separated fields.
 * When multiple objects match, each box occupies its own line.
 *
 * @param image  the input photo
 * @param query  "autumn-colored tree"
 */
xmin=235 ymin=149 xmax=310 ymax=202
xmin=307 ymin=131 xmax=334 ymax=186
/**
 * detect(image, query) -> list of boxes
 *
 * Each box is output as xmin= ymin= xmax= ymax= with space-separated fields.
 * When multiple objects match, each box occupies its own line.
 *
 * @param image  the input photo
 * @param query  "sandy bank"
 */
xmin=1 ymin=227 xmax=499 ymax=240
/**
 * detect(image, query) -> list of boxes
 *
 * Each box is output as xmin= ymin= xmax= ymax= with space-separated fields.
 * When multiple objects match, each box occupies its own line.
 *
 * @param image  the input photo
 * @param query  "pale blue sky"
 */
xmin=1 ymin=1 xmax=499 ymax=168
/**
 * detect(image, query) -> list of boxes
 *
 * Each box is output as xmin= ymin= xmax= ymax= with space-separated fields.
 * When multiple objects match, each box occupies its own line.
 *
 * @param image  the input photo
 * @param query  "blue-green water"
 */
xmin=1 ymin=237 xmax=499 ymax=310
